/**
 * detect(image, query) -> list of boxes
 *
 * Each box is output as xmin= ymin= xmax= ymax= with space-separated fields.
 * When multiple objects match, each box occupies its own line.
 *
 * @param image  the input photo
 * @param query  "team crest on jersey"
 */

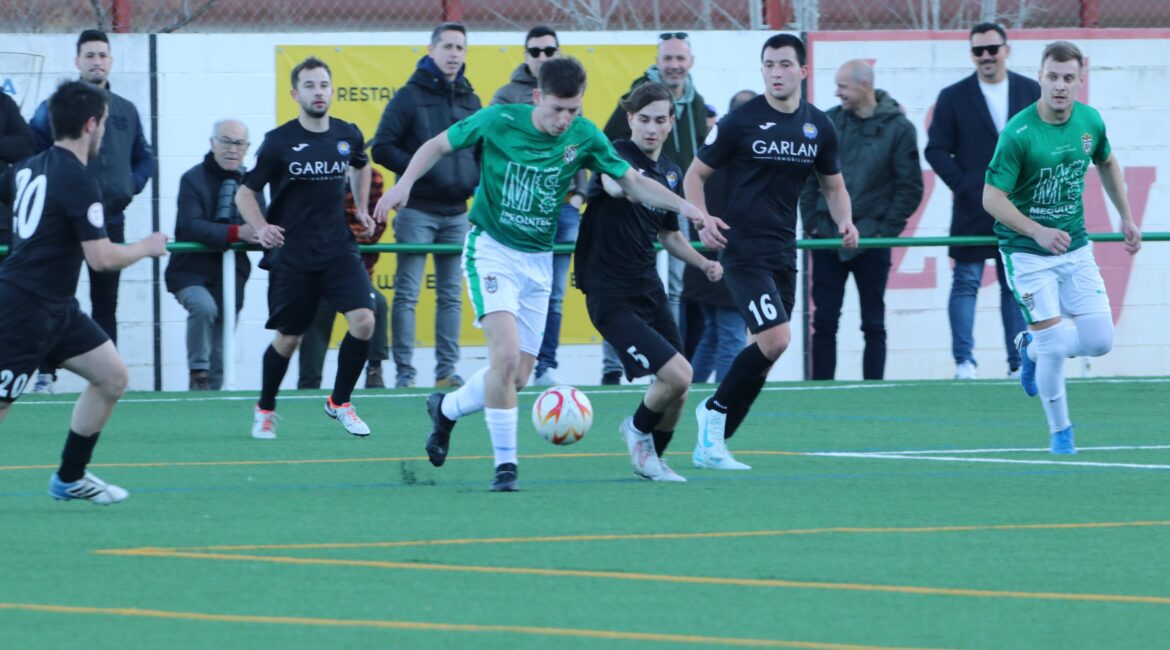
xmin=563 ymin=145 xmax=577 ymax=164
xmin=337 ymin=140 xmax=351 ymax=156
xmin=1081 ymin=133 xmax=1093 ymax=155
xmin=802 ymin=123 xmax=818 ymax=140
xmin=484 ymin=275 xmax=498 ymax=293
xmin=666 ymin=171 xmax=679 ymax=189
xmin=87 ymin=202 xmax=104 ymax=229
xmin=1021 ymin=292 xmax=1035 ymax=312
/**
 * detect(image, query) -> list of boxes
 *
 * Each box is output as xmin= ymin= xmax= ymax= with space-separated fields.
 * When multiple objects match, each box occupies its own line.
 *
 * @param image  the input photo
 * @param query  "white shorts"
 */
xmin=463 ymin=227 xmax=553 ymax=356
xmin=1002 ymin=244 xmax=1111 ymax=324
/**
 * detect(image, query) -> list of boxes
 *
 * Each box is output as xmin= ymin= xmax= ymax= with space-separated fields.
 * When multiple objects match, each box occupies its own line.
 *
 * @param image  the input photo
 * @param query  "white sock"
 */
xmin=441 ymin=366 xmax=488 ymax=420
xmin=1032 ymin=326 xmax=1072 ymax=433
xmin=485 ymin=407 xmax=519 ymax=467
xmin=1059 ymin=312 xmax=1114 ymax=358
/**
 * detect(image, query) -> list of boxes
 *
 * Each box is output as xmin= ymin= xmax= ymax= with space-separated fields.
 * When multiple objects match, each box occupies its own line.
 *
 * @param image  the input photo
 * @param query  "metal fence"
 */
xmin=1 ymin=0 xmax=1167 ymax=33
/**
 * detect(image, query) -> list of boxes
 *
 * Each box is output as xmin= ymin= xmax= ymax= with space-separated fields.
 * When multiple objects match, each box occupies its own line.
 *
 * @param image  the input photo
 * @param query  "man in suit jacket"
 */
xmin=926 ymin=22 xmax=1040 ymax=380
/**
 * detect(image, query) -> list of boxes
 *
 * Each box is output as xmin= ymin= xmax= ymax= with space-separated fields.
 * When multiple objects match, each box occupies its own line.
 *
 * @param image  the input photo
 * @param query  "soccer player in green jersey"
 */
xmin=983 ymin=41 xmax=1141 ymax=454
xmin=374 ymin=57 xmax=705 ymax=491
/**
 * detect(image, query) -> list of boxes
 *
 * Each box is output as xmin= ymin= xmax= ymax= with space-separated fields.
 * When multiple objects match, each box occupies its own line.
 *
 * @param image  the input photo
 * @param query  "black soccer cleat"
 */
xmin=491 ymin=463 xmax=518 ymax=492
xmin=425 ymin=393 xmax=456 ymax=467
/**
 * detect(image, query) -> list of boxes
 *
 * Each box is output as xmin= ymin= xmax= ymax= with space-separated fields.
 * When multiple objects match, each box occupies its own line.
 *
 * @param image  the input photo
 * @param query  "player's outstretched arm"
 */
xmin=816 ymin=172 xmax=859 ymax=248
xmin=1097 ymin=154 xmax=1141 ymax=255
xmin=982 ymin=183 xmax=1071 ymax=255
xmin=373 ymin=132 xmax=455 ymax=222
xmin=236 ymin=184 xmax=283 ymax=249
xmin=658 ymin=230 xmax=722 ymax=281
xmin=82 ymin=232 xmax=168 ymax=272
xmin=682 ymin=158 xmax=729 ymax=249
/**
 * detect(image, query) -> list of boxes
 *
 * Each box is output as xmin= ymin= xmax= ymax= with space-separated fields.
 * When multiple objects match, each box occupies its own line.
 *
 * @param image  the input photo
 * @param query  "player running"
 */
xmin=374 ymin=57 xmax=706 ymax=491
xmin=0 ymin=80 xmax=167 ymax=504
xmin=983 ymin=40 xmax=1141 ymax=454
xmin=575 ymin=82 xmax=722 ymax=482
xmin=683 ymin=34 xmax=859 ymax=470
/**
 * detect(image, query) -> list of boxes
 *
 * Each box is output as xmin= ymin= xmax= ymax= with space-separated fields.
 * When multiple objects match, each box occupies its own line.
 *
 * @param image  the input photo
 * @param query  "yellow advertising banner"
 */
xmin=274 ymin=43 xmax=655 ymax=347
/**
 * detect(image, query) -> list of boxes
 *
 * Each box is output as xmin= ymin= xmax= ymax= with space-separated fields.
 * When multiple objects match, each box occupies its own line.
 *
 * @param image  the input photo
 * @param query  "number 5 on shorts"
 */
xmin=747 ymin=294 xmax=777 ymax=327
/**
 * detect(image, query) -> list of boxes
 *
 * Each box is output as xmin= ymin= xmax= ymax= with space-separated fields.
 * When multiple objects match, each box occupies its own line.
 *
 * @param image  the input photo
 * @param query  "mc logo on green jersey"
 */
xmin=502 ymin=162 xmax=559 ymax=215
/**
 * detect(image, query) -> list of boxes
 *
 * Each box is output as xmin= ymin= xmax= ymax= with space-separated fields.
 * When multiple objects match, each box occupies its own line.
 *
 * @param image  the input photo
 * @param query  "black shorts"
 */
xmin=0 ymin=282 xmax=109 ymax=403
xmin=723 ymin=263 xmax=797 ymax=334
xmin=266 ymin=254 xmax=375 ymax=336
xmin=586 ymin=290 xmax=683 ymax=381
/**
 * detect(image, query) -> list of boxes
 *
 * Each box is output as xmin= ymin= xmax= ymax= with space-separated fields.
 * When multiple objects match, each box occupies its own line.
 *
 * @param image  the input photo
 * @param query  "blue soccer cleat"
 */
xmin=49 ymin=471 xmax=128 ymax=505
xmin=1050 ymin=426 xmax=1076 ymax=455
xmin=1015 ymin=331 xmax=1038 ymax=397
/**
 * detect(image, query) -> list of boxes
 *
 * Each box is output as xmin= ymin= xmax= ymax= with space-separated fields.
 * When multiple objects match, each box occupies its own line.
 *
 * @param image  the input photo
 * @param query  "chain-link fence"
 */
xmin=1 ymin=0 xmax=1167 ymax=33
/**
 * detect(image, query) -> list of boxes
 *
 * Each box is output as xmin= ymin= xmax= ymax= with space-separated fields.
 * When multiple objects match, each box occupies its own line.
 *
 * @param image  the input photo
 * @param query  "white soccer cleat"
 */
xmin=620 ymin=417 xmax=663 ymax=480
xmin=325 ymin=398 xmax=371 ymax=437
xmin=693 ymin=402 xmax=751 ymax=470
xmin=654 ymin=457 xmax=688 ymax=482
xmin=252 ymin=406 xmax=278 ymax=440
xmin=49 ymin=471 xmax=128 ymax=505
xmin=954 ymin=360 xmax=977 ymax=380
xmin=533 ymin=368 xmax=569 ymax=387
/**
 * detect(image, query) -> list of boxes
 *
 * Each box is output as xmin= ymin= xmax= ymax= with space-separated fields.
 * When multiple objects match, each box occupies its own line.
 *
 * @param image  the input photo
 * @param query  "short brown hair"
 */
xmin=291 ymin=56 xmax=331 ymax=88
xmin=1041 ymin=41 xmax=1084 ymax=69
xmin=621 ymin=82 xmax=674 ymax=116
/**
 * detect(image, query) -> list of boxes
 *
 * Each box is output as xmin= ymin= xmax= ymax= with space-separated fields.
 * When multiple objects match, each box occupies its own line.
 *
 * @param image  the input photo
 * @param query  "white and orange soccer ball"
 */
xmin=531 ymin=385 xmax=593 ymax=446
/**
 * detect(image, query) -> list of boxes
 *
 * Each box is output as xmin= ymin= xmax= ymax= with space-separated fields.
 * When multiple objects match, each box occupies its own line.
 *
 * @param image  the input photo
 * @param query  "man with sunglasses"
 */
xmin=491 ymin=25 xmax=587 ymax=389
xmin=926 ymin=22 xmax=1039 ymax=381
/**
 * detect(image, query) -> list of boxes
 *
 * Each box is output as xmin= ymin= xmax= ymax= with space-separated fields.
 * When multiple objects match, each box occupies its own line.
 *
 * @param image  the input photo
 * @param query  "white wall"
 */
xmin=4 ymin=29 xmax=1168 ymax=391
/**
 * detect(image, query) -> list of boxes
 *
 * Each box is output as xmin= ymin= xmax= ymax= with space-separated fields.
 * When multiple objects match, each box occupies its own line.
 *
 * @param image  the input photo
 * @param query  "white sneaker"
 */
xmin=654 ymin=457 xmax=687 ymax=482
xmin=533 ymin=368 xmax=568 ymax=387
xmin=30 ymin=372 xmax=54 ymax=395
xmin=252 ymin=406 xmax=278 ymax=439
xmin=49 ymin=471 xmax=128 ymax=505
xmin=693 ymin=402 xmax=751 ymax=470
xmin=954 ymin=360 xmax=978 ymax=380
xmin=620 ymin=417 xmax=662 ymax=480
xmin=325 ymin=398 xmax=371 ymax=437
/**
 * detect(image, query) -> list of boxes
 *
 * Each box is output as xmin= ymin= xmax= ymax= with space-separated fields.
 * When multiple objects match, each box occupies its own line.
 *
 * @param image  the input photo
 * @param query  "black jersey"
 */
xmin=576 ymin=139 xmax=681 ymax=296
xmin=0 ymin=146 xmax=107 ymax=304
xmin=697 ymin=96 xmax=839 ymax=268
xmin=244 ymin=117 xmax=368 ymax=270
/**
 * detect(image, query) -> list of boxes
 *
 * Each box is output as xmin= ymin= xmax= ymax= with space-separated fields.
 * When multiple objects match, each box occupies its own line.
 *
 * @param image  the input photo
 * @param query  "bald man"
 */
xmin=165 ymin=119 xmax=262 ymax=390
xmin=800 ymin=59 xmax=924 ymax=380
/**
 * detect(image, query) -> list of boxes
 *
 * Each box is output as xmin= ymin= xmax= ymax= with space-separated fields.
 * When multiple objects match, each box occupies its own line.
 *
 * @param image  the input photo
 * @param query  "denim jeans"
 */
xmin=174 ymin=283 xmax=243 ymax=390
xmin=949 ymin=257 xmax=1025 ymax=369
xmin=810 ymin=248 xmax=891 ymax=380
xmin=691 ymin=303 xmax=746 ymax=383
xmin=535 ymin=202 xmax=581 ymax=376
xmin=391 ymin=208 xmax=469 ymax=381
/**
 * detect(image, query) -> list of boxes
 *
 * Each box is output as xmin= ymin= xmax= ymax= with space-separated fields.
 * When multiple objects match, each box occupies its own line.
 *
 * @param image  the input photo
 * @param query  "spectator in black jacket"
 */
xmin=164 ymin=120 xmax=260 ymax=390
xmin=0 ymin=91 xmax=36 ymax=256
xmin=28 ymin=29 xmax=155 ymax=394
xmin=370 ymin=22 xmax=480 ymax=389
xmin=801 ymin=60 xmax=923 ymax=380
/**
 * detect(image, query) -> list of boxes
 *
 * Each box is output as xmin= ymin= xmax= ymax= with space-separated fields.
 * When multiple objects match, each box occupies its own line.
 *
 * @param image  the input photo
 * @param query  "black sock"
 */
xmin=330 ymin=333 xmax=370 ymax=406
xmin=58 ymin=430 xmax=100 ymax=482
xmin=652 ymin=429 xmax=674 ymax=457
xmin=725 ymin=375 xmax=767 ymax=440
xmin=712 ymin=343 xmax=772 ymax=407
xmin=259 ymin=344 xmax=291 ymax=411
xmin=632 ymin=400 xmax=664 ymax=435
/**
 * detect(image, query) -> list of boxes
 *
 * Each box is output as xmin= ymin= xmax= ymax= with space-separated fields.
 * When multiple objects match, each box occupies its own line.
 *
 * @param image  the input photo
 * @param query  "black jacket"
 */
xmin=925 ymin=71 xmax=1040 ymax=262
xmin=0 ymin=92 xmax=36 ymax=239
xmin=801 ymin=90 xmax=924 ymax=261
xmin=164 ymin=153 xmax=261 ymax=300
xmin=370 ymin=56 xmax=480 ymax=216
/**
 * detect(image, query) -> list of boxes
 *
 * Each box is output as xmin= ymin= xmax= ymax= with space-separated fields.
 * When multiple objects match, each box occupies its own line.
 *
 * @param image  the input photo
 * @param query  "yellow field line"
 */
xmin=99 ymin=520 xmax=1170 ymax=553
xmin=0 ymin=602 xmax=942 ymax=649
xmin=96 ymin=549 xmax=1170 ymax=606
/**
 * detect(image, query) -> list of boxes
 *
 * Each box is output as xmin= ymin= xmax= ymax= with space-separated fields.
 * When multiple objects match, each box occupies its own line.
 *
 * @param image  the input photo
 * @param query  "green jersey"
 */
xmin=986 ymin=101 xmax=1111 ymax=256
xmin=445 ymin=103 xmax=631 ymax=252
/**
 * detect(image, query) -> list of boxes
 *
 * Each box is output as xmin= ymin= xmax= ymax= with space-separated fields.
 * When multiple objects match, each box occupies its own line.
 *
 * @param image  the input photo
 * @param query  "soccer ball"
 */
xmin=531 ymin=386 xmax=593 ymax=446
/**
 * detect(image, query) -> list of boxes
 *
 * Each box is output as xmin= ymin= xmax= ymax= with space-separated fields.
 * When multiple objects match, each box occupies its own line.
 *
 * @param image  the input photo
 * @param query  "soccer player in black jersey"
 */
xmin=576 ymin=83 xmax=723 ymax=482
xmin=0 ymin=81 xmax=167 ymax=504
xmin=237 ymin=56 xmax=378 ymax=440
xmin=683 ymin=34 xmax=859 ymax=470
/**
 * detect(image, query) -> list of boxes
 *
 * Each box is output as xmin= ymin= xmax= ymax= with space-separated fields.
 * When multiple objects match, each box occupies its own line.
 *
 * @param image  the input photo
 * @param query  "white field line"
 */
xmin=851 ymin=445 xmax=1170 ymax=456
xmin=808 ymin=450 xmax=1170 ymax=471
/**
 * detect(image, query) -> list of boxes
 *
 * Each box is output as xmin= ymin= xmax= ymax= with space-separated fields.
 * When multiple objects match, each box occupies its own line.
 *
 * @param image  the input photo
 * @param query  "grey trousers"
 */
xmin=175 ymin=284 xmax=239 ymax=390
xmin=391 ymin=207 xmax=469 ymax=381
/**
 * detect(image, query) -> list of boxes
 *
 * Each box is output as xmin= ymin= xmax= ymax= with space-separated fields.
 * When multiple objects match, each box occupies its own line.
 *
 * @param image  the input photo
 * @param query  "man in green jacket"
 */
xmin=800 ymin=59 xmax=924 ymax=381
